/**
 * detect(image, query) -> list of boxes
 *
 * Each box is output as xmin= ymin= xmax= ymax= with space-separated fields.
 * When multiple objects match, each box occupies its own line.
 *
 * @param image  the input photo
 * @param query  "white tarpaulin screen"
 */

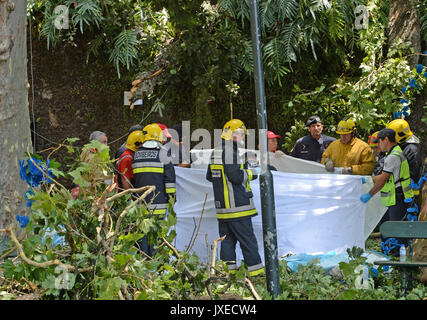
xmin=174 ymin=150 xmax=387 ymax=264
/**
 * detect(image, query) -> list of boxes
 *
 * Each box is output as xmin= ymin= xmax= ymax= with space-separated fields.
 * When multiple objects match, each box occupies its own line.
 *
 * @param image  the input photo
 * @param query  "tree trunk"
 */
xmin=0 ymin=0 xmax=32 ymax=247
xmin=387 ymin=0 xmax=426 ymax=161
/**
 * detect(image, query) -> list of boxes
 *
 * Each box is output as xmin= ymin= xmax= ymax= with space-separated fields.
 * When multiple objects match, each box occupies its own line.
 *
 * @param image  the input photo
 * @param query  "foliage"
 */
xmin=0 ymin=142 xmax=263 ymax=300
xmin=280 ymin=0 xmax=427 ymax=151
xmin=1 ymin=141 xmax=426 ymax=300
xmin=28 ymin=0 xmax=173 ymax=78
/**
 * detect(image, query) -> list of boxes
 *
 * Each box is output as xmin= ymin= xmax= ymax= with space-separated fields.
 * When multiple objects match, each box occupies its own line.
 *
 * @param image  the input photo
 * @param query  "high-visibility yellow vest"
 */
xmin=380 ymin=145 xmax=414 ymax=207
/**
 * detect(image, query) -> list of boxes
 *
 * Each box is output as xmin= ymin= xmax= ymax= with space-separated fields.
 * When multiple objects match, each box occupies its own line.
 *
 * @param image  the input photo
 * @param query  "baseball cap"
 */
xmin=157 ymin=123 xmax=172 ymax=139
xmin=372 ymin=128 xmax=395 ymax=143
xmin=267 ymin=131 xmax=281 ymax=139
xmin=306 ymin=116 xmax=321 ymax=127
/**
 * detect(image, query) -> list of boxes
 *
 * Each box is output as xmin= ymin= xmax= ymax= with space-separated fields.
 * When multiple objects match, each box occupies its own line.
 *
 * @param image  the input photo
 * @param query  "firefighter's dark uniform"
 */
xmin=132 ymin=143 xmax=176 ymax=255
xmin=206 ymin=139 xmax=264 ymax=276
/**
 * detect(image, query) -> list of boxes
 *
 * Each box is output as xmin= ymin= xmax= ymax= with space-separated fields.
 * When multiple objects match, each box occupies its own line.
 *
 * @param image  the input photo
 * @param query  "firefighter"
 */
xmin=386 ymin=119 xmax=423 ymax=203
xmin=206 ymin=119 xmax=264 ymax=277
xmin=321 ymin=118 xmax=375 ymax=175
xmin=114 ymin=130 xmax=144 ymax=190
xmin=132 ymin=123 xmax=176 ymax=256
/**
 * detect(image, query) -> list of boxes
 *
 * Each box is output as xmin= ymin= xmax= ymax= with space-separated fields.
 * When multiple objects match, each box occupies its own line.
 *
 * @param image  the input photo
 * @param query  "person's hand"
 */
xmin=253 ymin=167 xmax=261 ymax=175
xmin=361 ymin=176 xmax=372 ymax=184
xmin=324 ymin=158 xmax=334 ymax=172
xmin=341 ymin=167 xmax=352 ymax=175
xmin=360 ymin=193 xmax=372 ymax=203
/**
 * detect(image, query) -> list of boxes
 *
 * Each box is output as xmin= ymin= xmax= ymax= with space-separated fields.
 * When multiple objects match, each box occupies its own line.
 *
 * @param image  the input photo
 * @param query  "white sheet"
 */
xmin=174 ymin=150 xmax=386 ymax=264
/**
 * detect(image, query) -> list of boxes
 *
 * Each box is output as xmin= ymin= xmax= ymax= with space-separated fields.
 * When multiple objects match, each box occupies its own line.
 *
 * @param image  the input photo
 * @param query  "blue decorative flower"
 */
xmin=408 ymin=78 xmax=417 ymax=88
xmin=416 ymin=64 xmax=424 ymax=74
xmin=16 ymin=214 xmax=30 ymax=228
xmin=401 ymin=87 xmax=407 ymax=93
xmin=24 ymin=190 xmax=35 ymax=208
xmin=18 ymin=158 xmax=53 ymax=187
xmin=425 ymin=72 xmax=427 ymax=78
xmin=399 ymin=99 xmax=408 ymax=104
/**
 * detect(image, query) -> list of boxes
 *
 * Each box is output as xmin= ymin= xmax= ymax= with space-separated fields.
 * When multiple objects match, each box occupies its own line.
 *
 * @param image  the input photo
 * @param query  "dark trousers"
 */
xmin=218 ymin=218 xmax=262 ymax=269
xmin=380 ymin=198 xmax=409 ymax=256
xmin=136 ymin=236 xmax=156 ymax=257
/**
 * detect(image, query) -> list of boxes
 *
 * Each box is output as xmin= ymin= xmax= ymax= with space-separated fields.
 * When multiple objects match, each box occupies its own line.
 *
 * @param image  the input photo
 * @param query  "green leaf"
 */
xmin=95 ymin=277 xmax=126 ymax=300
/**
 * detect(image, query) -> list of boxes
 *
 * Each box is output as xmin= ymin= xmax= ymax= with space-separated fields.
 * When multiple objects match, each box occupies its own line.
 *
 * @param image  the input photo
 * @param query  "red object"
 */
xmin=267 ymin=131 xmax=281 ymax=139
xmin=71 ymin=186 xmax=80 ymax=199
xmin=157 ymin=123 xmax=172 ymax=139
xmin=116 ymin=149 xmax=135 ymax=182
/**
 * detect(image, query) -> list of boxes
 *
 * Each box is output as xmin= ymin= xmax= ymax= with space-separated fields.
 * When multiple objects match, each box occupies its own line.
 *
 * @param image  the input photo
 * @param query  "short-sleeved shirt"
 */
xmin=291 ymin=134 xmax=336 ymax=163
xmin=116 ymin=149 xmax=134 ymax=183
xmin=382 ymin=145 xmax=403 ymax=189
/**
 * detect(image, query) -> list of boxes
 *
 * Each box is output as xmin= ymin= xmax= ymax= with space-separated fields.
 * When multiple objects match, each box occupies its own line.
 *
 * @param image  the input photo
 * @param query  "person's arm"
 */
xmin=321 ymin=144 xmax=332 ymax=164
xmin=164 ymin=162 xmax=176 ymax=201
xmin=351 ymin=146 xmax=375 ymax=175
xmin=118 ymin=156 xmax=134 ymax=190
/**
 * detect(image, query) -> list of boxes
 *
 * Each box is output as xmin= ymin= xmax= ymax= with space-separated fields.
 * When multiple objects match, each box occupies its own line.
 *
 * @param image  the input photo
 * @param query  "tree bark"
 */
xmin=0 ymin=0 xmax=32 ymax=247
xmin=387 ymin=0 xmax=426 ymax=160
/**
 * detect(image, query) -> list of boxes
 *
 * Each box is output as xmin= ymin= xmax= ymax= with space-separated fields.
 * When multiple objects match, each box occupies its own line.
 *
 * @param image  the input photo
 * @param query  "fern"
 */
xmin=239 ymin=39 xmax=254 ymax=75
xmin=327 ymin=1 xmax=345 ymax=42
xmin=69 ymin=0 xmax=103 ymax=33
xmin=281 ymin=23 xmax=299 ymax=62
xmin=109 ymin=29 xmax=140 ymax=78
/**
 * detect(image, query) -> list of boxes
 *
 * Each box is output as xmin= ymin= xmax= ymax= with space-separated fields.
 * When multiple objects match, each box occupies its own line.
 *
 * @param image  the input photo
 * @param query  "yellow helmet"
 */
xmin=125 ymin=130 xmax=144 ymax=151
xmin=336 ymin=118 xmax=356 ymax=134
xmin=142 ymin=123 xmax=164 ymax=143
xmin=368 ymin=131 xmax=379 ymax=147
xmin=221 ymin=119 xmax=247 ymax=140
xmin=386 ymin=119 xmax=413 ymax=144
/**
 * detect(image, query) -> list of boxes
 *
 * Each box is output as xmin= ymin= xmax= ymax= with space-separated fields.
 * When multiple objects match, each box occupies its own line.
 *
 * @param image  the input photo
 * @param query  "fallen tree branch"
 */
xmin=186 ymin=193 xmax=208 ymax=253
xmin=244 ymin=277 xmax=262 ymax=300
xmin=2 ymin=227 xmax=92 ymax=273
xmin=211 ymin=235 xmax=226 ymax=276
xmin=109 ymin=186 xmax=156 ymax=251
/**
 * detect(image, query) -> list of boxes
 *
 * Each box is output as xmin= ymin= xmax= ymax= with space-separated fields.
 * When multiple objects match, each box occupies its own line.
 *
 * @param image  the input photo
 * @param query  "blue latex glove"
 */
xmin=360 ymin=193 xmax=372 ymax=203
xmin=253 ymin=167 xmax=261 ymax=175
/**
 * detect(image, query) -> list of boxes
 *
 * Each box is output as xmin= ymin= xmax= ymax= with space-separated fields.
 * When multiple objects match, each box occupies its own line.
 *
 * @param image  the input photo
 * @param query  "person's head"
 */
xmin=143 ymin=123 xmax=164 ymax=143
xmin=125 ymin=130 xmax=144 ymax=152
xmin=368 ymin=131 xmax=382 ymax=158
xmin=267 ymin=131 xmax=280 ymax=153
xmin=373 ymin=128 xmax=397 ymax=153
xmin=306 ymin=116 xmax=323 ymax=140
xmin=128 ymin=124 xmax=143 ymax=135
xmin=221 ymin=119 xmax=247 ymax=145
xmin=336 ymin=118 xmax=356 ymax=145
xmin=89 ymin=131 xmax=108 ymax=145
xmin=386 ymin=119 xmax=413 ymax=144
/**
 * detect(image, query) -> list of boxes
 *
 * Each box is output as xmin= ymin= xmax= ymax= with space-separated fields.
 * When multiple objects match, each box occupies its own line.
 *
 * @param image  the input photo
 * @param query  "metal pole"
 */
xmin=249 ymin=0 xmax=280 ymax=298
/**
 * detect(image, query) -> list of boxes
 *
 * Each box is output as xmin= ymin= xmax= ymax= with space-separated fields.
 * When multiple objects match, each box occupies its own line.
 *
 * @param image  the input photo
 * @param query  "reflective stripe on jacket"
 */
xmin=132 ymin=146 xmax=176 ymax=215
xmin=380 ymin=145 xmax=414 ymax=207
xmin=206 ymin=140 xmax=258 ymax=221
